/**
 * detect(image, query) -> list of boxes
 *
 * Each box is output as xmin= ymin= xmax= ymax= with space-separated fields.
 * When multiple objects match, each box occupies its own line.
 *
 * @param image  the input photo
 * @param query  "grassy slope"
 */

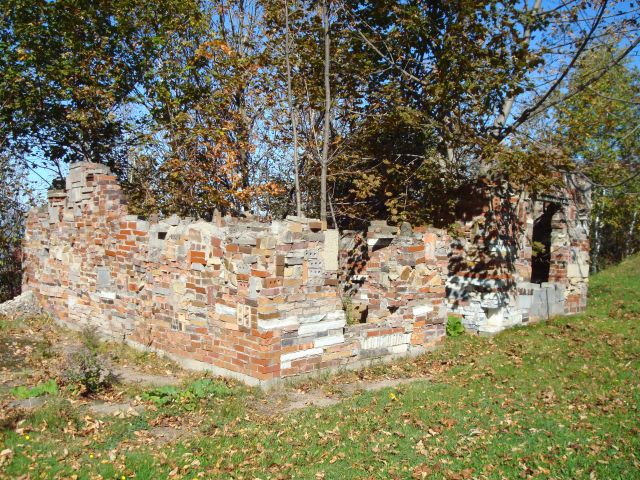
xmin=1 ymin=256 xmax=639 ymax=479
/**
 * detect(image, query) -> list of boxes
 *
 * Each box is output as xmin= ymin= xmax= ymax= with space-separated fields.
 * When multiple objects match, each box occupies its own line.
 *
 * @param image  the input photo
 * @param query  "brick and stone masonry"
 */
xmin=23 ymin=162 xmax=449 ymax=385
xmin=446 ymin=175 xmax=591 ymax=335
xmin=22 ymin=163 xmax=591 ymax=383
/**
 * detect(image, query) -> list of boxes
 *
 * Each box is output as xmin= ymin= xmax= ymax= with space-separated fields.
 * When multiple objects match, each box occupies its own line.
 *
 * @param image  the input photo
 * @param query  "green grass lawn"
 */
xmin=1 ymin=256 xmax=639 ymax=479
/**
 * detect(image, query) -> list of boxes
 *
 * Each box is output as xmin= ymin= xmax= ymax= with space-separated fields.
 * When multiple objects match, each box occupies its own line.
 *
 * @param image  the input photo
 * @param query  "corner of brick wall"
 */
xmin=23 ymin=163 xmax=451 ymax=384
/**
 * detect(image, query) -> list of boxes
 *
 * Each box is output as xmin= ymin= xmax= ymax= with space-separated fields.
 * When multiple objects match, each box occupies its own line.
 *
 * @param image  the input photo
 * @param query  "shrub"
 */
xmin=62 ymin=324 xmax=119 ymax=395
xmin=63 ymin=348 xmax=119 ymax=395
xmin=78 ymin=324 xmax=101 ymax=352
xmin=342 ymin=295 xmax=359 ymax=325
xmin=446 ymin=316 xmax=465 ymax=337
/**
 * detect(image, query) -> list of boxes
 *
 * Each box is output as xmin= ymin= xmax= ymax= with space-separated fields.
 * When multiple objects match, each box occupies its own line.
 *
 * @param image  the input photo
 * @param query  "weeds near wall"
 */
xmin=341 ymin=295 xmax=359 ymax=325
xmin=142 ymin=378 xmax=232 ymax=411
xmin=446 ymin=316 xmax=465 ymax=337
xmin=63 ymin=326 xmax=119 ymax=395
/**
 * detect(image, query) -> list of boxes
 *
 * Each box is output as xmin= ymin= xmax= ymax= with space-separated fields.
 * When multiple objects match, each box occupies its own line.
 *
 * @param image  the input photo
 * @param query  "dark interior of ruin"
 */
xmin=531 ymin=203 xmax=560 ymax=284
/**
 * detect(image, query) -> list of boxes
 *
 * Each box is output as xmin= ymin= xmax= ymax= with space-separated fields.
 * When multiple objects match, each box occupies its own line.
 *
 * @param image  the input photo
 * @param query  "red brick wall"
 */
xmin=23 ymin=162 xmax=448 ymax=385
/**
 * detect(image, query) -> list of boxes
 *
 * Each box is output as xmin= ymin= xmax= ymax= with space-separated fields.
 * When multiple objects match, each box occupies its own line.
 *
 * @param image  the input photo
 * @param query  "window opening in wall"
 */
xmin=531 ymin=202 xmax=560 ymax=284
xmin=86 ymin=174 xmax=94 ymax=183
xmin=342 ymin=297 xmax=369 ymax=324
xmin=158 ymin=231 xmax=167 ymax=240
xmin=171 ymin=318 xmax=183 ymax=331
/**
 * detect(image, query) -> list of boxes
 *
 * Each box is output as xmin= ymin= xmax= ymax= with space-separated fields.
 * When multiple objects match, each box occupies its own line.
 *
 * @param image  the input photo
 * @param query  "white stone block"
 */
xmin=314 ymin=334 xmax=345 ymax=348
xmin=323 ymin=229 xmax=339 ymax=271
xmin=485 ymin=307 xmax=504 ymax=326
xmin=257 ymin=318 xmax=300 ymax=331
xmin=99 ymin=291 xmax=116 ymax=300
xmin=413 ymin=304 xmax=433 ymax=317
xmin=215 ymin=303 xmax=236 ymax=316
xmin=360 ymin=332 xmax=410 ymax=350
xmin=388 ymin=344 xmax=409 ymax=354
xmin=297 ymin=313 xmax=329 ymax=324
xmin=298 ymin=318 xmax=346 ymax=335
xmin=567 ymin=263 xmax=588 ymax=279
xmin=326 ymin=310 xmax=346 ymax=321
xmin=281 ymin=348 xmax=323 ymax=362
xmin=270 ymin=220 xmax=282 ymax=233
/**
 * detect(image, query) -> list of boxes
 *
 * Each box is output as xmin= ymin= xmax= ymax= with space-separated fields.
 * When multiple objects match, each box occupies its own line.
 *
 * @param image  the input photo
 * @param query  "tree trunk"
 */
xmin=329 ymin=184 xmax=337 ymax=229
xmin=320 ymin=0 xmax=331 ymax=223
xmin=591 ymin=188 xmax=605 ymax=273
xmin=625 ymin=207 xmax=637 ymax=258
xmin=284 ymin=0 xmax=302 ymax=217
xmin=493 ymin=0 xmax=542 ymax=132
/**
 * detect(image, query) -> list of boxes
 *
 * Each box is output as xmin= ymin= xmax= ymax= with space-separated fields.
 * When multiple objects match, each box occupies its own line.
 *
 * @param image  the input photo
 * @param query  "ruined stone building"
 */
xmin=22 ymin=162 xmax=591 ymax=385
xmin=447 ymin=177 xmax=591 ymax=334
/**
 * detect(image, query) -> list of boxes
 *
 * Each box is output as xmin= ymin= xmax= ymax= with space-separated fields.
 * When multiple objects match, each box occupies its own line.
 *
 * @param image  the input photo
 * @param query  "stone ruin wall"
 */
xmin=23 ymin=162 xmax=448 ymax=385
xmin=22 ymin=162 xmax=591 ymax=383
xmin=447 ymin=176 xmax=591 ymax=335
xmin=339 ymin=223 xmax=450 ymax=330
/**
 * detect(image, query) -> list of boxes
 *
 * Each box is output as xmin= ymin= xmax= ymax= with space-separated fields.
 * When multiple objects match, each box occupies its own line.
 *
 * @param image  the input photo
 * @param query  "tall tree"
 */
xmin=0 ymin=0 xmax=195 ymax=178
xmin=264 ymin=0 xmax=375 ymax=222
xmin=284 ymin=0 xmax=302 ymax=217
xmin=321 ymin=0 xmax=544 ymax=225
xmin=555 ymin=47 xmax=640 ymax=270
xmin=132 ymin=0 xmax=283 ymax=218
xmin=0 ymin=151 xmax=32 ymax=302
xmin=325 ymin=0 xmax=638 ymax=225
xmin=319 ymin=0 xmax=331 ymax=223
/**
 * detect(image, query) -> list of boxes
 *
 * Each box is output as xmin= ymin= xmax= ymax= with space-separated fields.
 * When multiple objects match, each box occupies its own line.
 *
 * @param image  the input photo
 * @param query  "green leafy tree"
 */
xmin=0 ymin=153 xmax=33 ymax=302
xmin=2 ymin=0 xmax=638 ymax=230
xmin=263 ymin=0 xmax=638 ymax=227
xmin=555 ymin=48 xmax=640 ymax=270
xmin=324 ymin=0 xmax=544 ymax=227
xmin=0 ymin=0 xmax=199 ymax=178
xmin=328 ymin=1 xmax=638 ymax=226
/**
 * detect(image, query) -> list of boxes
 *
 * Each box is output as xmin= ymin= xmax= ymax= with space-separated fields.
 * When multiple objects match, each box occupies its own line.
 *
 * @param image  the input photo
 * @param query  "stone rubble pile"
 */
xmin=0 ymin=290 xmax=42 ymax=318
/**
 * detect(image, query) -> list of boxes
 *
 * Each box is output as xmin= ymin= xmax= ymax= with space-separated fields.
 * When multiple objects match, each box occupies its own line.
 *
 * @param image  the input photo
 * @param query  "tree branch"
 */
xmin=500 ymin=0 xmax=610 ymax=140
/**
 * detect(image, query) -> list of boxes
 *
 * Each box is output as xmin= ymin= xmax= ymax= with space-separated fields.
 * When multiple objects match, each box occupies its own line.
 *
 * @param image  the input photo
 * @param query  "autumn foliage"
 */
xmin=0 ymin=0 xmax=638 ymax=251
